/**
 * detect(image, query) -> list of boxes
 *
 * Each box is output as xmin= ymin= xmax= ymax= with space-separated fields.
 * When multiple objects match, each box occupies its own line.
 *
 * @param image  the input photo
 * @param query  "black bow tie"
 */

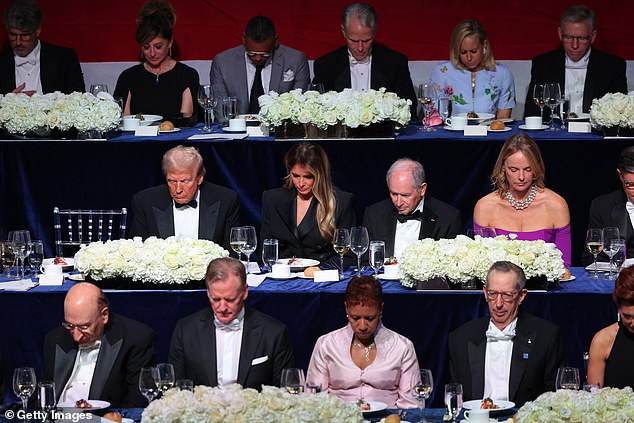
xmin=397 ymin=210 xmax=422 ymax=223
xmin=174 ymin=199 xmax=198 ymax=209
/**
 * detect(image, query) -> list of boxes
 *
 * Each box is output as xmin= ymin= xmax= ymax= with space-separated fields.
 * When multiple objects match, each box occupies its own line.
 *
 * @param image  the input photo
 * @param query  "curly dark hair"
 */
xmin=614 ymin=266 xmax=634 ymax=307
xmin=135 ymin=0 xmax=175 ymax=45
xmin=344 ymin=276 xmax=382 ymax=307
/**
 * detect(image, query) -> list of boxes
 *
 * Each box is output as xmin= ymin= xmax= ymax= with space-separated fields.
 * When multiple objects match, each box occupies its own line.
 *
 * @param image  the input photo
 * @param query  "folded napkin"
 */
xmin=247 ymin=274 xmax=266 ymax=287
xmin=188 ymin=133 xmax=248 ymax=140
xmin=0 ymin=278 xmax=38 ymax=291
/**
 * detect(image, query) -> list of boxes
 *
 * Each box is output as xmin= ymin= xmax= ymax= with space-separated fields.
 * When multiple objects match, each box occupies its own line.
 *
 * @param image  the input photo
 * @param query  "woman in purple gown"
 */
xmin=473 ymin=134 xmax=571 ymax=266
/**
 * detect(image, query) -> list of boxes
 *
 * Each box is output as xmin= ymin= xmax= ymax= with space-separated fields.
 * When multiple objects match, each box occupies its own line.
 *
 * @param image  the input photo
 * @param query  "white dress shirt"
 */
xmin=626 ymin=201 xmax=634 ymax=233
xmin=59 ymin=340 xmax=101 ymax=403
xmin=215 ymin=308 xmax=245 ymax=387
xmin=349 ymin=52 xmax=372 ymax=92
xmin=483 ymin=318 xmax=517 ymax=401
xmin=15 ymin=40 xmax=42 ymax=94
xmin=564 ymin=47 xmax=591 ymax=115
xmin=245 ymin=54 xmax=272 ymax=97
xmin=173 ymin=190 xmax=200 ymax=240
xmin=393 ymin=198 xmax=424 ymax=260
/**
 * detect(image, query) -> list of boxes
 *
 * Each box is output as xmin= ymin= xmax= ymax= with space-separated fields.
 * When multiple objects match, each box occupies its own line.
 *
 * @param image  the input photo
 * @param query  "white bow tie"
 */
xmin=15 ymin=57 xmax=36 ymax=67
xmin=350 ymin=56 xmax=370 ymax=66
xmin=626 ymin=201 xmax=634 ymax=215
xmin=215 ymin=319 xmax=241 ymax=332
xmin=485 ymin=328 xmax=515 ymax=342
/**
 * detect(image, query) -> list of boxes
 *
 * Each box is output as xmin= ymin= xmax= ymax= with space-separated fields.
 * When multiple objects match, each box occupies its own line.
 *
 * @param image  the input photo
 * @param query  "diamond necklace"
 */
xmin=145 ymin=58 xmax=173 ymax=85
xmin=505 ymin=184 xmax=537 ymax=210
xmin=352 ymin=340 xmax=375 ymax=361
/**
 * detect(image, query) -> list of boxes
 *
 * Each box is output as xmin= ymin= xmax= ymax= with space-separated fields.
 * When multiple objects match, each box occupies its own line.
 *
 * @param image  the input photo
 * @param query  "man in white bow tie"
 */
xmin=0 ymin=0 xmax=84 ymax=95
xmin=448 ymin=261 xmax=565 ymax=407
xmin=169 ymin=257 xmax=294 ymax=390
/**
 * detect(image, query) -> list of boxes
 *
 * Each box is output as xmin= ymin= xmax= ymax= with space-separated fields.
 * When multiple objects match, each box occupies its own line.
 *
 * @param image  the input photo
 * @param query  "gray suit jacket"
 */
xmin=210 ymin=44 xmax=310 ymax=119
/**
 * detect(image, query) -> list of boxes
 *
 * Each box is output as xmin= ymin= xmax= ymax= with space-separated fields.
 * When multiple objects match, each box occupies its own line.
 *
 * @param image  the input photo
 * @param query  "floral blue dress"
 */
xmin=429 ymin=61 xmax=516 ymax=116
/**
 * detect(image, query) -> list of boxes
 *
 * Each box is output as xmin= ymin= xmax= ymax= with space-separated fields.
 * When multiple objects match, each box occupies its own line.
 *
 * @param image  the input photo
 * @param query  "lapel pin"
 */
xmin=527 ymin=338 xmax=533 ymax=344
xmin=523 ymin=353 xmax=529 ymax=359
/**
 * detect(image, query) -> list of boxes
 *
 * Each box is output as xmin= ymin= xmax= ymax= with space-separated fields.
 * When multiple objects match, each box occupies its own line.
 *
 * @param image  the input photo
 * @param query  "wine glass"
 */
xmin=333 ymin=228 xmax=351 ymax=280
xmin=281 ymin=368 xmax=305 ymax=394
xmin=369 ymin=240 xmax=385 ymax=276
xmin=306 ymin=82 xmax=325 ymax=94
xmin=13 ymin=367 xmax=36 ymax=411
xmin=139 ymin=367 xmax=160 ymax=403
xmin=556 ymin=367 xmax=580 ymax=390
xmin=586 ymin=228 xmax=603 ymax=279
xmin=89 ymin=84 xmax=109 ymax=96
xmin=418 ymin=83 xmax=436 ymax=132
xmin=38 ymin=381 xmax=56 ymax=418
xmin=603 ymin=227 xmax=620 ymax=280
xmin=438 ymin=97 xmax=451 ymax=125
xmin=241 ymin=226 xmax=258 ymax=274
xmin=612 ymin=239 xmax=627 ymax=273
xmin=0 ymin=241 xmax=15 ymax=277
xmin=350 ymin=226 xmax=369 ymax=276
xmin=560 ymin=96 xmax=570 ymax=130
xmin=532 ymin=83 xmax=545 ymax=121
xmin=29 ymin=240 xmax=44 ymax=276
xmin=176 ymin=379 xmax=194 ymax=391
xmin=9 ymin=230 xmax=31 ymax=280
xmin=262 ymin=238 xmax=279 ymax=272
xmin=413 ymin=369 xmax=434 ymax=423
xmin=444 ymin=383 xmax=463 ymax=422
xmin=197 ymin=84 xmax=217 ymax=132
xmin=544 ymin=82 xmax=562 ymax=131
xmin=156 ymin=363 xmax=175 ymax=393
xmin=230 ymin=226 xmax=246 ymax=261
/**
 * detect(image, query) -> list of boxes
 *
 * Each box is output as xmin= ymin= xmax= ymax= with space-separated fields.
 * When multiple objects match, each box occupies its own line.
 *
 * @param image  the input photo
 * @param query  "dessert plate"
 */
xmin=463 ymin=399 xmax=514 ymax=412
xmin=519 ymin=124 xmax=548 ymax=130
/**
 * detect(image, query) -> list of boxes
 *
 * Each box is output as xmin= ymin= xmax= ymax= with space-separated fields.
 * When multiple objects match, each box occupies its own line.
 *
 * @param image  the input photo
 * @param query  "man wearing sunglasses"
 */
xmin=524 ymin=5 xmax=626 ymax=118
xmin=0 ymin=0 xmax=84 ymax=95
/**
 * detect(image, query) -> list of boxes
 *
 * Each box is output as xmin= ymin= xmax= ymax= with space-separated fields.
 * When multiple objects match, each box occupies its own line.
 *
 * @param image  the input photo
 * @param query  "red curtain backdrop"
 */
xmin=0 ymin=0 xmax=632 ymax=62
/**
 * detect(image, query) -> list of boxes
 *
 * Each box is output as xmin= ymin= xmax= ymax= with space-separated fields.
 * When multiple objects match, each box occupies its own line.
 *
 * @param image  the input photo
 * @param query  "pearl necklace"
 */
xmin=505 ymin=184 xmax=537 ymax=210
xmin=353 ymin=340 xmax=375 ymax=361
xmin=145 ymin=58 xmax=173 ymax=85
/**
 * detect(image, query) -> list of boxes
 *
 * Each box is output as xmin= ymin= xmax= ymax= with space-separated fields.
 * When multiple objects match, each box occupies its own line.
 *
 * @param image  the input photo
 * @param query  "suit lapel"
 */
xmin=610 ymin=195 xmax=630 ymax=243
xmin=152 ymin=204 xmax=174 ymax=238
xmin=198 ymin=198 xmax=220 ymax=241
xmin=385 ymin=207 xmax=398 ymax=257
xmin=583 ymin=50 xmax=599 ymax=111
xmin=39 ymin=42 xmax=51 ymax=93
xmin=198 ymin=310 xmax=218 ymax=386
xmin=419 ymin=201 xmax=438 ymax=239
xmin=53 ymin=344 xmax=77 ymax=400
xmin=467 ymin=337 xmax=486 ymax=400
xmin=269 ymin=49 xmax=283 ymax=93
xmin=89 ymin=337 xmax=123 ymax=399
xmin=509 ymin=316 xmax=536 ymax=401
xmin=237 ymin=310 xmax=262 ymax=386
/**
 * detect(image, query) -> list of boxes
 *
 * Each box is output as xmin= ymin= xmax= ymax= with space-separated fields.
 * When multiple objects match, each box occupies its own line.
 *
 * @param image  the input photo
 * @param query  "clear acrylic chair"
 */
xmin=53 ymin=207 xmax=127 ymax=257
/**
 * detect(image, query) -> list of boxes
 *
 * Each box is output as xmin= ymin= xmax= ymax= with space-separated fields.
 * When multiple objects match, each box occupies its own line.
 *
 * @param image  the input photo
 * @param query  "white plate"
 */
xmin=567 ymin=113 xmax=590 ymax=121
xmin=377 ymin=274 xmax=400 ymax=281
xmin=137 ymin=114 xmax=162 ymax=125
xmin=585 ymin=262 xmax=616 ymax=272
xmin=102 ymin=417 xmax=133 ymax=423
xmin=58 ymin=399 xmax=110 ymax=411
xmin=461 ymin=112 xmax=495 ymax=123
xmin=159 ymin=128 xmax=181 ymax=133
xmin=460 ymin=419 xmax=499 ymax=423
xmin=43 ymin=257 xmax=75 ymax=271
xmin=266 ymin=274 xmax=297 ymax=280
xmin=487 ymin=125 xmax=512 ymax=132
xmin=276 ymin=258 xmax=320 ymax=271
xmin=463 ymin=399 xmax=515 ymax=412
xmin=222 ymin=128 xmax=247 ymax=133
xmin=352 ymin=400 xmax=387 ymax=414
xmin=519 ymin=124 xmax=549 ymax=130
xmin=68 ymin=273 xmax=85 ymax=281
xmin=443 ymin=125 xmax=465 ymax=131
xmin=560 ymin=275 xmax=576 ymax=282
xmin=238 ymin=114 xmax=261 ymax=126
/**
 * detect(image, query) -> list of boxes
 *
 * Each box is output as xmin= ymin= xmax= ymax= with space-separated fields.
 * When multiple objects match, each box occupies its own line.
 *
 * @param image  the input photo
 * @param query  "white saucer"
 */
xmin=560 ymin=275 xmax=576 ymax=282
xmin=487 ymin=126 xmax=512 ymax=132
xmin=519 ymin=124 xmax=549 ymax=130
xmin=443 ymin=125 xmax=465 ymax=131
xmin=377 ymin=274 xmax=400 ymax=281
xmin=266 ymin=274 xmax=297 ymax=280
xmin=460 ymin=419 xmax=499 ymax=423
xmin=159 ymin=128 xmax=181 ymax=133
xmin=222 ymin=128 xmax=247 ymax=133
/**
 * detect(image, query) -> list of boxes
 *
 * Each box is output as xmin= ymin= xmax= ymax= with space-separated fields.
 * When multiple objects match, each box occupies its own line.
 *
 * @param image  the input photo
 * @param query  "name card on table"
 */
xmin=463 ymin=125 xmax=488 ymax=136
xmin=247 ymin=126 xmax=269 ymax=137
xmin=568 ymin=122 xmax=591 ymax=133
xmin=39 ymin=274 xmax=64 ymax=286
xmin=135 ymin=126 xmax=159 ymax=136
xmin=314 ymin=269 xmax=339 ymax=282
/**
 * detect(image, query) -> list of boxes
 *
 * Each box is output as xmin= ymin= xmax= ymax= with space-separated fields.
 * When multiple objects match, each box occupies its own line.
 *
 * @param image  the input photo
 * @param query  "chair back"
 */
xmin=53 ymin=207 xmax=127 ymax=257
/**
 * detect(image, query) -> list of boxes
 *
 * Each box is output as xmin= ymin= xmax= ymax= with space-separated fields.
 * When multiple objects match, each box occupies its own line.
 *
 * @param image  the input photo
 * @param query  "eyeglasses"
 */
xmin=561 ymin=34 xmax=592 ymax=43
xmin=621 ymin=179 xmax=634 ymax=189
xmin=62 ymin=321 xmax=92 ymax=333
xmin=485 ymin=290 xmax=518 ymax=302
xmin=245 ymin=51 xmax=271 ymax=58
xmin=8 ymin=30 xmax=34 ymax=41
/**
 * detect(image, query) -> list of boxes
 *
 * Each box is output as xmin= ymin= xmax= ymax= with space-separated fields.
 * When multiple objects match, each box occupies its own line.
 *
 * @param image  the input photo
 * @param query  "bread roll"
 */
xmin=561 ymin=268 xmax=571 ymax=280
xmin=490 ymin=120 xmax=505 ymax=130
xmin=383 ymin=415 xmax=401 ymax=423
xmin=159 ymin=120 xmax=175 ymax=131
xmin=103 ymin=412 xmax=123 ymax=423
xmin=303 ymin=266 xmax=321 ymax=277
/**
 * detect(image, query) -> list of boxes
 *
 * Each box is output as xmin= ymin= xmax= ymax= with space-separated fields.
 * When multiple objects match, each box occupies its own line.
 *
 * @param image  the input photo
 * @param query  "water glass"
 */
xmin=603 ymin=227 xmax=621 ymax=279
xmin=418 ymin=83 xmax=436 ymax=132
xmin=176 ymin=379 xmax=194 ymax=392
xmin=305 ymin=382 xmax=322 ymax=394
xmin=306 ymin=82 xmax=325 ymax=94
xmin=444 ymin=383 xmax=463 ymax=422
xmin=613 ymin=239 xmax=627 ymax=271
xmin=556 ymin=367 xmax=580 ymax=390
xmin=222 ymin=97 xmax=238 ymax=127
xmin=438 ymin=97 xmax=451 ymax=124
xmin=139 ymin=367 xmax=160 ymax=403
xmin=29 ymin=240 xmax=44 ymax=275
xmin=350 ymin=226 xmax=369 ymax=276
xmin=89 ymin=84 xmax=109 ymax=96
xmin=262 ymin=238 xmax=279 ymax=272
xmin=369 ymin=240 xmax=385 ymax=276
xmin=241 ymin=226 xmax=258 ymax=273
xmin=197 ymin=84 xmax=217 ymax=132
xmin=157 ymin=363 xmax=176 ymax=392
xmin=38 ymin=381 xmax=56 ymax=416
xmin=281 ymin=368 xmax=306 ymax=394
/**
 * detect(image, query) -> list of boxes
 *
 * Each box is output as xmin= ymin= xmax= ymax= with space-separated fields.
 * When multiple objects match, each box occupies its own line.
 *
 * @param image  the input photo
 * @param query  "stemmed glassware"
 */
xmin=230 ymin=226 xmax=246 ymax=261
xmin=556 ymin=367 xmax=580 ymax=390
xmin=533 ymin=83 xmax=546 ymax=121
xmin=413 ymin=369 xmax=434 ymax=423
xmin=586 ymin=228 xmax=604 ymax=279
xmin=306 ymin=82 xmax=325 ymax=94
xmin=613 ymin=239 xmax=627 ymax=273
xmin=281 ymin=368 xmax=306 ymax=394
xmin=9 ymin=230 xmax=31 ymax=280
xmin=369 ymin=240 xmax=385 ymax=276
xmin=139 ymin=367 xmax=160 ymax=403
xmin=157 ymin=363 xmax=176 ymax=393
xmin=241 ymin=226 xmax=258 ymax=274
xmin=544 ymin=82 xmax=562 ymax=131
xmin=333 ymin=228 xmax=351 ymax=280
xmin=29 ymin=240 xmax=44 ymax=276
xmin=89 ymin=84 xmax=109 ymax=96
xmin=0 ymin=241 xmax=15 ymax=277
xmin=262 ymin=238 xmax=279 ymax=272
xmin=418 ymin=83 xmax=436 ymax=132
xmin=438 ymin=97 xmax=451 ymax=125
xmin=350 ymin=227 xmax=369 ymax=276
xmin=603 ymin=227 xmax=621 ymax=280
xmin=444 ymin=383 xmax=463 ymax=422
xmin=197 ymin=84 xmax=217 ymax=132
xmin=13 ymin=367 xmax=36 ymax=411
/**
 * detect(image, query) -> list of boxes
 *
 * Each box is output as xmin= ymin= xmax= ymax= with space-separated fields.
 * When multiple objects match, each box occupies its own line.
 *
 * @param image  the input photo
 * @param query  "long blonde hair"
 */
xmin=283 ymin=142 xmax=336 ymax=242
xmin=491 ymin=134 xmax=546 ymax=196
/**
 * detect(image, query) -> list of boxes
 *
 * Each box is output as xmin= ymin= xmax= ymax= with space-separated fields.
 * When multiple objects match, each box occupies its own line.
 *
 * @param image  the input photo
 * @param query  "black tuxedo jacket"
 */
xmin=585 ymin=189 xmax=634 ymax=265
xmin=362 ymin=196 xmax=461 ymax=257
xmin=130 ymin=181 xmax=240 ymax=251
xmin=260 ymin=187 xmax=356 ymax=262
xmin=169 ymin=307 xmax=294 ymax=389
xmin=448 ymin=312 xmax=566 ymax=407
xmin=42 ymin=313 xmax=156 ymax=407
xmin=524 ymin=46 xmax=627 ymax=117
xmin=0 ymin=41 xmax=85 ymax=94
xmin=312 ymin=44 xmax=417 ymax=119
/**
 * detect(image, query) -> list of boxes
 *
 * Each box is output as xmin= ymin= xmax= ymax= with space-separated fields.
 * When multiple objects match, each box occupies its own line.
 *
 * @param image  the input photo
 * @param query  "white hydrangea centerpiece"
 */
xmin=74 ymin=236 xmax=229 ymax=284
xmin=0 ymin=91 xmax=121 ymax=135
xmin=399 ymin=235 xmax=564 ymax=288
xmin=258 ymin=87 xmax=411 ymax=130
xmin=141 ymin=384 xmax=364 ymax=423
xmin=590 ymin=91 xmax=634 ymax=129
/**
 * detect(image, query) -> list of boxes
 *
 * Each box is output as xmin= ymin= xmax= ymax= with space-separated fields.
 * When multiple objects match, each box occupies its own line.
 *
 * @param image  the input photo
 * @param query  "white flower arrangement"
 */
xmin=399 ymin=235 xmax=564 ymax=288
xmin=74 ymin=236 xmax=229 ymax=284
xmin=515 ymin=387 xmax=634 ymax=422
xmin=590 ymin=91 xmax=634 ymax=129
xmin=258 ymin=87 xmax=412 ymax=130
xmin=0 ymin=91 xmax=121 ymax=134
xmin=141 ymin=384 xmax=364 ymax=423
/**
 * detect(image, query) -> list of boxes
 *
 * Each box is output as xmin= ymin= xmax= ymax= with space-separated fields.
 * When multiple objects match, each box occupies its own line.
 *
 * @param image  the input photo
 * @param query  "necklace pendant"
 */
xmin=154 ymin=74 xmax=160 ymax=85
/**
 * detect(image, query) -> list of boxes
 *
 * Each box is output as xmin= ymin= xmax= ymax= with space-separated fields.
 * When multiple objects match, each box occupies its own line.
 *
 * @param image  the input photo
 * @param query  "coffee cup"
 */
xmin=122 ymin=116 xmax=140 ymax=130
xmin=464 ymin=408 xmax=490 ymax=422
xmin=40 ymin=264 xmax=63 ymax=275
xmin=446 ymin=115 xmax=467 ymax=130
xmin=271 ymin=264 xmax=291 ymax=278
xmin=525 ymin=116 xmax=542 ymax=129
xmin=229 ymin=118 xmax=246 ymax=132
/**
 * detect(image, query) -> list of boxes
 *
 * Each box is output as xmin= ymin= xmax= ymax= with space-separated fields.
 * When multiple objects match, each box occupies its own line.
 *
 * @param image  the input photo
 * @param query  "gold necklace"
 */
xmin=353 ymin=340 xmax=375 ymax=361
xmin=145 ymin=58 xmax=173 ymax=84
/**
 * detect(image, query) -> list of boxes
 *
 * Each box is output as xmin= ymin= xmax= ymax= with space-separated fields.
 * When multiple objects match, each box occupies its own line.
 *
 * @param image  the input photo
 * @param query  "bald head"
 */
xmin=64 ymin=283 xmax=109 ymax=346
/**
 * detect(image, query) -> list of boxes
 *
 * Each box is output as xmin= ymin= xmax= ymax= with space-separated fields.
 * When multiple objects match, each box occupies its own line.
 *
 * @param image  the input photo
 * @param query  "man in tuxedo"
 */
xmin=312 ymin=3 xmax=417 ymax=119
xmin=0 ymin=0 xmax=84 ymax=95
xmin=524 ymin=5 xmax=626 ymax=118
xmin=42 ymin=283 xmax=156 ymax=407
xmin=169 ymin=257 xmax=294 ymax=389
xmin=130 ymin=145 xmax=240 ymax=251
xmin=586 ymin=146 xmax=634 ymax=265
xmin=210 ymin=15 xmax=309 ymax=120
xmin=362 ymin=158 xmax=461 ymax=259
xmin=448 ymin=261 xmax=566 ymax=407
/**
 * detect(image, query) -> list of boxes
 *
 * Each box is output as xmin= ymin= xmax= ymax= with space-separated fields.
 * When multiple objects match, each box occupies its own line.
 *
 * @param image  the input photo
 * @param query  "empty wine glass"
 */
xmin=262 ymin=238 xmax=279 ymax=272
xmin=418 ymin=83 xmax=436 ymax=132
xmin=333 ymin=228 xmax=351 ymax=280
xmin=89 ymin=84 xmax=109 ymax=96
xmin=9 ymin=230 xmax=31 ymax=280
xmin=533 ymin=83 xmax=545 ymax=121
xmin=13 ymin=367 xmax=36 ymax=411
xmin=438 ymin=97 xmax=451 ymax=125
xmin=157 ymin=363 xmax=175 ymax=393
xmin=413 ymin=369 xmax=434 ymax=423
xmin=230 ymin=226 xmax=246 ymax=261
xmin=369 ymin=240 xmax=385 ymax=276
xmin=139 ymin=367 xmax=160 ymax=403
xmin=444 ymin=383 xmax=463 ymax=422
xmin=281 ymin=368 xmax=305 ymax=394
xmin=197 ymin=84 xmax=217 ymax=132
xmin=242 ymin=226 xmax=258 ymax=274
xmin=586 ymin=228 xmax=603 ymax=279
xmin=603 ymin=227 xmax=620 ymax=280
xmin=556 ymin=367 xmax=580 ymax=390
xmin=350 ymin=226 xmax=369 ymax=276
xmin=544 ymin=82 xmax=562 ymax=131
xmin=613 ymin=239 xmax=627 ymax=273
xmin=29 ymin=240 xmax=44 ymax=276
